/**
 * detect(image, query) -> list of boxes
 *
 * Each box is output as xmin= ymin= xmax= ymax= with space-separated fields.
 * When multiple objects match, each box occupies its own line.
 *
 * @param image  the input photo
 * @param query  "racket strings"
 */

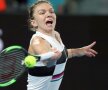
xmin=0 ymin=49 xmax=26 ymax=83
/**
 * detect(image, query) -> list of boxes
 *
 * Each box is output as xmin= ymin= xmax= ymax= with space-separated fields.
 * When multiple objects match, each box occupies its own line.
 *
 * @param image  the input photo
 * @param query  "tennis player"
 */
xmin=27 ymin=0 xmax=98 ymax=90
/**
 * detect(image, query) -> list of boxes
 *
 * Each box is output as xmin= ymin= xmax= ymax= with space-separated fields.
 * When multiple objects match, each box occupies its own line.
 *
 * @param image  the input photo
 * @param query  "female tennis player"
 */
xmin=27 ymin=0 xmax=98 ymax=90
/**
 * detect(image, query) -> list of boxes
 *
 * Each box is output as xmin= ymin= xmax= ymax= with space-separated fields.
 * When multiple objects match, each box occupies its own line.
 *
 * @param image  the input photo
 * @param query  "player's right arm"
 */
xmin=28 ymin=36 xmax=62 ymax=63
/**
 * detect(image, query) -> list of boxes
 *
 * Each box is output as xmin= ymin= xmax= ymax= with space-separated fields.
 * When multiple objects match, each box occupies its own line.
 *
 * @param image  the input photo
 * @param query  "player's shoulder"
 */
xmin=31 ymin=35 xmax=45 ymax=46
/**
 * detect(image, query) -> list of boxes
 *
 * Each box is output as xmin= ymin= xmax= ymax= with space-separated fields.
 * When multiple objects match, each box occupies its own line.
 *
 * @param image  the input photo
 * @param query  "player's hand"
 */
xmin=80 ymin=41 xmax=98 ymax=57
xmin=51 ymin=47 xmax=62 ymax=60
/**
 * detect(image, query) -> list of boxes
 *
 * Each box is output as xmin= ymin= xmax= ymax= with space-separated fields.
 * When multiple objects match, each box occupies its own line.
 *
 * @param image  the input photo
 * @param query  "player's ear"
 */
xmin=31 ymin=20 xmax=38 ymax=28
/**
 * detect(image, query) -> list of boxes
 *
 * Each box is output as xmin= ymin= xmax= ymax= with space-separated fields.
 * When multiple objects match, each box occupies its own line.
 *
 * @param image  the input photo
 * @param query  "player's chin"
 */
xmin=45 ymin=24 xmax=55 ymax=29
xmin=45 ymin=27 xmax=55 ymax=31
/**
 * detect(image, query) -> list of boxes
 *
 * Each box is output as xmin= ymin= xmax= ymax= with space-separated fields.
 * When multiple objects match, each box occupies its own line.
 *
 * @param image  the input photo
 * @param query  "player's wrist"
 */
xmin=40 ymin=52 xmax=55 ymax=61
xmin=77 ymin=48 xmax=85 ymax=57
xmin=71 ymin=48 xmax=85 ymax=57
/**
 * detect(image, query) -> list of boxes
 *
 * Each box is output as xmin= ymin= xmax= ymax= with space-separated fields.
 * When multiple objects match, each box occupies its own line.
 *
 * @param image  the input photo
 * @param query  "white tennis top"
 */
xmin=27 ymin=31 xmax=68 ymax=90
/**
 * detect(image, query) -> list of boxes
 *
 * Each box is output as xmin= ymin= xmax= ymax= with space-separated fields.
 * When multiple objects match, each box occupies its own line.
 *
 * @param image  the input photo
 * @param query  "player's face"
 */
xmin=32 ymin=3 xmax=56 ymax=32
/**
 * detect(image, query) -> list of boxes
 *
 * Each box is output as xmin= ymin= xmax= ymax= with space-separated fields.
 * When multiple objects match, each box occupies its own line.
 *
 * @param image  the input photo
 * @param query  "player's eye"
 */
xmin=38 ymin=10 xmax=46 ymax=15
xmin=49 ymin=9 xmax=55 ymax=13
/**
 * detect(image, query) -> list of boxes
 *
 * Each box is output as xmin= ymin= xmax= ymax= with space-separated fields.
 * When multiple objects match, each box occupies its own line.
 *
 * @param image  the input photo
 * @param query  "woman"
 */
xmin=27 ymin=0 xmax=98 ymax=90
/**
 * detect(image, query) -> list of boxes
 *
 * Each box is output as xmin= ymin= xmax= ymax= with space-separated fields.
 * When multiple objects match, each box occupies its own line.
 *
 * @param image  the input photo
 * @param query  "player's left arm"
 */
xmin=67 ymin=41 xmax=98 ymax=59
xmin=55 ymin=31 xmax=98 ymax=59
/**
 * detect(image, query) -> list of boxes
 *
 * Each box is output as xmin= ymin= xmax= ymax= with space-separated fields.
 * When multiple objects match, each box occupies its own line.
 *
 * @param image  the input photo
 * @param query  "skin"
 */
xmin=28 ymin=3 xmax=98 ymax=65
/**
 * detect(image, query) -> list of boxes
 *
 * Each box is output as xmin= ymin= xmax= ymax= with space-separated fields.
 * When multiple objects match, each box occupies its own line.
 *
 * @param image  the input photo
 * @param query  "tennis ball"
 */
xmin=24 ymin=55 xmax=37 ymax=68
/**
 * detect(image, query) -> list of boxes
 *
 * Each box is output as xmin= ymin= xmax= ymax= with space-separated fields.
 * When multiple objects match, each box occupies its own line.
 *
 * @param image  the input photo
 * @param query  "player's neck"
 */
xmin=37 ymin=29 xmax=55 ymax=37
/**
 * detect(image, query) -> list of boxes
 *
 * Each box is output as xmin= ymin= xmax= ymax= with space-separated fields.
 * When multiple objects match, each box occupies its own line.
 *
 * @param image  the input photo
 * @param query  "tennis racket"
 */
xmin=0 ymin=45 xmax=40 ymax=87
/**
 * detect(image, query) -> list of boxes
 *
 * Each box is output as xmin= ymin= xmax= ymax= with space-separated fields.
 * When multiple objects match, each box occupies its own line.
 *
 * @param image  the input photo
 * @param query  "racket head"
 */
xmin=0 ymin=45 xmax=27 ymax=87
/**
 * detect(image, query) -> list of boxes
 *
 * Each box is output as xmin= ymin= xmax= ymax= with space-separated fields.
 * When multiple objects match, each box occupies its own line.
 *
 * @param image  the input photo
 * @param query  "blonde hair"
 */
xmin=28 ymin=0 xmax=52 ymax=31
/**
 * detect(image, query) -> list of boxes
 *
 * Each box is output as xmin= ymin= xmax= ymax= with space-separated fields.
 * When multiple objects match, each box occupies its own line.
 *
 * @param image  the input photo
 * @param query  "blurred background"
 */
xmin=0 ymin=0 xmax=108 ymax=90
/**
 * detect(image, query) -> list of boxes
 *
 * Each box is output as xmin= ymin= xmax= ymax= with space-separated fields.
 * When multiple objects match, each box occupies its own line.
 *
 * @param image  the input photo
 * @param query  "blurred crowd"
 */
xmin=0 ymin=0 xmax=108 ymax=15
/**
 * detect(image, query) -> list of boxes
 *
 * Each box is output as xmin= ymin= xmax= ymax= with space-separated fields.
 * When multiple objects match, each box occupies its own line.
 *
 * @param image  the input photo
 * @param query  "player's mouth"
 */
xmin=45 ymin=20 xmax=53 ymax=27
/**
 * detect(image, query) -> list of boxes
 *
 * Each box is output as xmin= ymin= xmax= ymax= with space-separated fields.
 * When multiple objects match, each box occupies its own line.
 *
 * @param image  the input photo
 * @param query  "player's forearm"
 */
xmin=67 ymin=48 xmax=85 ymax=58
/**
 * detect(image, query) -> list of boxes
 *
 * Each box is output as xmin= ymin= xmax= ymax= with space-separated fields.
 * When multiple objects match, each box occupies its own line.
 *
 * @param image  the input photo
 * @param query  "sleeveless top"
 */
xmin=28 ymin=31 xmax=68 ymax=77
